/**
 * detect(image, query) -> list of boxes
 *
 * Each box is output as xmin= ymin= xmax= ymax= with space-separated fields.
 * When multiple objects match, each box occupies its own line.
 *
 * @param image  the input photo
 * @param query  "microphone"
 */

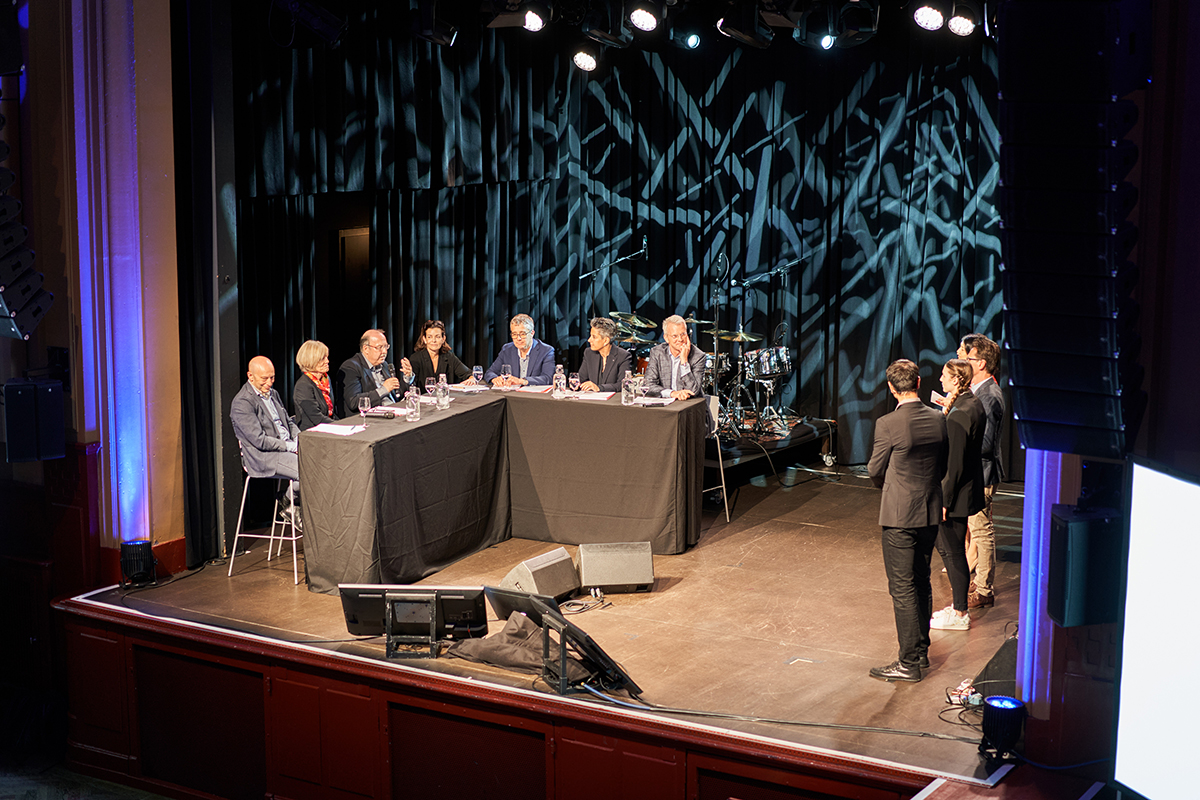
xmin=386 ymin=362 xmax=399 ymax=399
xmin=640 ymin=235 xmax=647 ymax=256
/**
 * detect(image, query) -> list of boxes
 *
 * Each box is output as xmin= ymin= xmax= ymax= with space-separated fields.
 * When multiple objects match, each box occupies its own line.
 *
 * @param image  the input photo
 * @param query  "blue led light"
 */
xmin=986 ymin=695 xmax=1023 ymax=710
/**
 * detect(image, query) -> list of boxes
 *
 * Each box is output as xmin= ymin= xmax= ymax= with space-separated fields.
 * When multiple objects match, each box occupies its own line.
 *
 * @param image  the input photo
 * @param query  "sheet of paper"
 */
xmin=516 ymin=385 xmax=552 ymax=393
xmin=632 ymin=396 xmax=675 ymax=406
xmin=451 ymin=383 xmax=489 ymax=392
xmin=572 ymin=391 xmax=615 ymax=401
xmin=309 ymin=423 xmax=368 ymax=435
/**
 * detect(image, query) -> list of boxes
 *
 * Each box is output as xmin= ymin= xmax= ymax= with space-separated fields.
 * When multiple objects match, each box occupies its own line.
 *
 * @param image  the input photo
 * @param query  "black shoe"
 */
xmin=917 ymin=654 xmax=930 ymax=669
xmin=869 ymin=660 xmax=922 ymax=682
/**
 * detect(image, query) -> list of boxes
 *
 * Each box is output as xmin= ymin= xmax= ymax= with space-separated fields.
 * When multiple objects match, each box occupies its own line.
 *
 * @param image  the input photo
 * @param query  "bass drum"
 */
xmin=742 ymin=346 xmax=792 ymax=379
xmin=703 ymin=352 xmax=730 ymax=376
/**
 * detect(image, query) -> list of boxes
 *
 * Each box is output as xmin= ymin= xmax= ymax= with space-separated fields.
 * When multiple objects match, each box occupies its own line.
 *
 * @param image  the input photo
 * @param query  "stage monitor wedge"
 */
xmin=575 ymin=542 xmax=654 ymax=594
xmin=499 ymin=547 xmax=579 ymax=601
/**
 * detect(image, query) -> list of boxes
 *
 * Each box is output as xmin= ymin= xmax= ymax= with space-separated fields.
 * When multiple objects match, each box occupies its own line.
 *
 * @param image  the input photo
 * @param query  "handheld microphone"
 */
xmin=642 ymin=235 xmax=648 ymax=254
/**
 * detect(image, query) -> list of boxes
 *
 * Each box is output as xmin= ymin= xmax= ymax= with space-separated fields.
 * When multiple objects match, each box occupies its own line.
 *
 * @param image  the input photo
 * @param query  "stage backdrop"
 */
xmin=230 ymin=1 xmax=1001 ymax=466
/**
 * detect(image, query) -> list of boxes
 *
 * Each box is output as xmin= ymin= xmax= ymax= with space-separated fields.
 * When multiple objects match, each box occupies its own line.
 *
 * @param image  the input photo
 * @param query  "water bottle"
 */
xmin=436 ymin=373 xmax=450 ymax=409
xmin=553 ymin=364 xmax=566 ymax=399
xmin=406 ymin=388 xmax=421 ymax=421
xmin=621 ymin=370 xmax=634 ymax=406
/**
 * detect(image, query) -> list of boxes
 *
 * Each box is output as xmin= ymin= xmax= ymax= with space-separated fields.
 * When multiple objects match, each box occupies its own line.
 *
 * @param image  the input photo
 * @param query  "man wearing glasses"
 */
xmin=485 ymin=314 xmax=555 ymax=387
xmin=644 ymin=314 xmax=707 ymax=400
xmin=336 ymin=329 xmax=407 ymax=417
xmin=956 ymin=333 xmax=1005 ymax=610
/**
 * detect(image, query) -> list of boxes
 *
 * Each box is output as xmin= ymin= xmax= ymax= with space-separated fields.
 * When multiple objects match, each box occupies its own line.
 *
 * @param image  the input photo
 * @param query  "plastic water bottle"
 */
xmin=553 ymin=364 xmax=566 ymax=399
xmin=406 ymin=388 xmax=421 ymax=421
xmin=436 ymin=373 xmax=450 ymax=409
xmin=621 ymin=370 xmax=634 ymax=406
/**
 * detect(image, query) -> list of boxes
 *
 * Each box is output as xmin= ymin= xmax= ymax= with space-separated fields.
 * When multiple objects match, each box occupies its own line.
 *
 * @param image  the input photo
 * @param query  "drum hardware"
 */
xmin=618 ymin=332 xmax=655 ymax=345
xmin=610 ymin=311 xmax=656 ymax=329
xmin=717 ymin=329 xmax=764 ymax=343
xmin=683 ymin=316 xmax=714 ymax=326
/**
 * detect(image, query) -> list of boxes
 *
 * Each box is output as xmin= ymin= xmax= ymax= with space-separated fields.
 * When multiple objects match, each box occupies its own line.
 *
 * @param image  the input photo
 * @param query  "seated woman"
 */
xmin=401 ymin=320 xmax=473 ymax=388
xmin=577 ymin=317 xmax=632 ymax=392
xmin=293 ymin=339 xmax=339 ymax=430
xmin=931 ymin=358 xmax=986 ymax=631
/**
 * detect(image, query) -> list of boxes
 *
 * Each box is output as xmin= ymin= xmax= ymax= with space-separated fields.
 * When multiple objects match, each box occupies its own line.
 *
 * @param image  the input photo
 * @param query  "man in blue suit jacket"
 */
xmin=485 ymin=314 xmax=555 ymax=387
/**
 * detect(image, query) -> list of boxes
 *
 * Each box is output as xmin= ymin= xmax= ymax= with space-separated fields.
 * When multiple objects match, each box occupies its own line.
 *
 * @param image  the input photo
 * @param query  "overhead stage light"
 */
xmin=717 ymin=3 xmax=774 ymax=49
xmin=838 ymin=0 xmax=878 ymax=47
xmin=914 ymin=0 xmax=947 ymax=31
xmin=524 ymin=2 xmax=551 ymax=31
xmin=669 ymin=26 xmax=701 ymax=50
xmin=573 ymin=42 xmax=600 ymax=72
xmin=948 ymin=0 xmax=981 ymax=36
xmin=413 ymin=0 xmax=457 ymax=46
xmin=628 ymin=1 xmax=664 ymax=33
xmin=583 ymin=3 xmax=632 ymax=47
xmin=794 ymin=2 xmax=835 ymax=50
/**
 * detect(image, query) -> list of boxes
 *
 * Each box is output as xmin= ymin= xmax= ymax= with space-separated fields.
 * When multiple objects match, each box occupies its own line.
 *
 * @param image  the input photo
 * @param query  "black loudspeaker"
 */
xmin=499 ymin=547 xmax=580 ymax=602
xmin=575 ymin=542 xmax=654 ymax=594
xmin=997 ymin=2 xmax=1149 ymax=459
xmin=4 ymin=379 xmax=65 ymax=462
xmin=1048 ymin=504 xmax=1121 ymax=628
xmin=0 ymin=1 xmax=21 ymax=76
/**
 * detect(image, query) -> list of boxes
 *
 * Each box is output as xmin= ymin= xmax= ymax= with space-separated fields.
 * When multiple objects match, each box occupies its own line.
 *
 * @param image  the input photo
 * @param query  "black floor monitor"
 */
xmin=529 ymin=597 xmax=642 ymax=697
xmin=338 ymin=584 xmax=488 ymax=640
xmin=484 ymin=585 xmax=560 ymax=625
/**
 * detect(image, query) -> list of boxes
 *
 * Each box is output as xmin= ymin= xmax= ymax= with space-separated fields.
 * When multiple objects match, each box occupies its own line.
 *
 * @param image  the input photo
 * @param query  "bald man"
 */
xmin=336 ymin=329 xmax=407 ymax=417
xmin=230 ymin=355 xmax=301 ymax=482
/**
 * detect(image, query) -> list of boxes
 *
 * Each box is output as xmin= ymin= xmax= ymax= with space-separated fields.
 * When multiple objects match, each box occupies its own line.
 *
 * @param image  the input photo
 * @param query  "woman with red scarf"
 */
xmin=294 ymin=340 xmax=339 ymax=429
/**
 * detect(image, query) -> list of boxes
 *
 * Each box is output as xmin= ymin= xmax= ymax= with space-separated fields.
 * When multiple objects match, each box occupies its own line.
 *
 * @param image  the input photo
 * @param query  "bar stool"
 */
xmin=228 ymin=441 xmax=303 ymax=584
xmin=703 ymin=395 xmax=731 ymax=522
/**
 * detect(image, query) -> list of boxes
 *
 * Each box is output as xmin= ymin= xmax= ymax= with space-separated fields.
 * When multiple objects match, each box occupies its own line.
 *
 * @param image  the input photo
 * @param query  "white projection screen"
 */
xmin=1113 ymin=458 xmax=1200 ymax=800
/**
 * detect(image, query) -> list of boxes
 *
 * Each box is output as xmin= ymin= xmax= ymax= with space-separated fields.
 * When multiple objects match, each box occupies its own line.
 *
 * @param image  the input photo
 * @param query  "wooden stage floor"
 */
xmin=98 ymin=468 xmax=1026 ymax=786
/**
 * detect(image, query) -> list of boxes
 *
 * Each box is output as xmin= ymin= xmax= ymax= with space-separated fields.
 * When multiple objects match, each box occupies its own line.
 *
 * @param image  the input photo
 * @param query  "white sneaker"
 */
xmin=930 ymin=606 xmax=970 ymax=630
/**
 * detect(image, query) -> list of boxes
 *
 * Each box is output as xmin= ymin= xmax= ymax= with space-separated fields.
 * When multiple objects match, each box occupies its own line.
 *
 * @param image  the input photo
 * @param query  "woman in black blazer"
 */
xmin=293 ymin=339 xmax=339 ymax=430
xmin=400 ymin=320 xmax=474 ymax=388
xmin=930 ymin=358 xmax=985 ymax=631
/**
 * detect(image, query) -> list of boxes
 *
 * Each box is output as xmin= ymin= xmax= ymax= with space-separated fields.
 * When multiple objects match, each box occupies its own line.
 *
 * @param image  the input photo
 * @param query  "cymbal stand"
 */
xmin=753 ymin=377 xmax=790 ymax=436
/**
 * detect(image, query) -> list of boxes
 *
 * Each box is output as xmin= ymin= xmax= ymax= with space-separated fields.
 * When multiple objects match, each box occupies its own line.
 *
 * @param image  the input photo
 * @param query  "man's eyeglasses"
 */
xmin=366 ymin=343 xmax=390 ymax=352
xmin=510 ymin=331 xmax=531 ymax=340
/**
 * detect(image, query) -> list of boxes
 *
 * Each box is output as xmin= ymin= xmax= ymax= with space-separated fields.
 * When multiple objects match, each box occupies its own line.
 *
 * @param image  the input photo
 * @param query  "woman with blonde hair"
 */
xmin=930 ymin=358 xmax=985 ymax=631
xmin=294 ymin=339 xmax=339 ymax=429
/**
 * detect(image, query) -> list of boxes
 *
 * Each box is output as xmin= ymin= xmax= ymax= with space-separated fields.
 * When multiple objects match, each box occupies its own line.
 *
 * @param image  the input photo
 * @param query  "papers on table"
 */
xmin=451 ymin=383 xmax=489 ymax=392
xmin=571 ymin=391 xmax=615 ymax=401
xmin=633 ymin=396 xmax=675 ymax=406
xmin=310 ymin=423 xmax=368 ymax=435
xmin=516 ymin=385 xmax=552 ymax=393
xmin=419 ymin=395 xmax=453 ymax=404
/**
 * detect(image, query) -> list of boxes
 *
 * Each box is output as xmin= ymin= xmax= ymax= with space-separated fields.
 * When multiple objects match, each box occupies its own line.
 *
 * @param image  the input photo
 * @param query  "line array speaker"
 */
xmin=3 ymin=379 xmax=65 ymax=462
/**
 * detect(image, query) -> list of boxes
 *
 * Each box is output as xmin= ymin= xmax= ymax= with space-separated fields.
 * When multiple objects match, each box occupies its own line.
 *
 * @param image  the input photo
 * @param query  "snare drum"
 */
xmin=742 ymin=346 xmax=792 ymax=379
xmin=703 ymin=352 xmax=730 ymax=376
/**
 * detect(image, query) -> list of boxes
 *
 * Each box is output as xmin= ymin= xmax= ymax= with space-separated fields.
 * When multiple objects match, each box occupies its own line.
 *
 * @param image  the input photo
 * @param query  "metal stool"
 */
xmin=227 ymin=443 xmax=303 ymax=584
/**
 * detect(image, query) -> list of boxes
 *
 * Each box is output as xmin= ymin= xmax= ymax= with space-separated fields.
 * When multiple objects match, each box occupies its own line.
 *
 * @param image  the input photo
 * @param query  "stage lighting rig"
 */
xmin=948 ymin=0 xmax=981 ymax=36
xmin=573 ymin=41 xmax=601 ymax=71
xmin=413 ymin=0 xmax=457 ymax=46
xmin=487 ymin=1 xmax=552 ymax=31
xmin=793 ymin=2 xmax=835 ymax=50
xmin=669 ymin=23 xmax=701 ymax=50
xmin=837 ymin=0 xmax=878 ymax=47
xmin=583 ymin=3 xmax=633 ymax=47
xmin=717 ymin=2 xmax=774 ymax=49
xmin=913 ymin=0 xmax=947 ymax=31
xmin=628 ymin=0 xmax=665 ymax=32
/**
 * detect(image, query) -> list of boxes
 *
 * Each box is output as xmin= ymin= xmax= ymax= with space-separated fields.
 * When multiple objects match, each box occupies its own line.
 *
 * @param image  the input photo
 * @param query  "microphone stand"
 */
xmin=580 ymin=237 xmax=647 ymax=319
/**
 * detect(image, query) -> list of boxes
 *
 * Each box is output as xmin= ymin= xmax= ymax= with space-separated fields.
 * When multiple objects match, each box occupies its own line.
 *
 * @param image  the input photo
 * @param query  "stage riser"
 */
xmin=59 ymin=603 xmax=929 ymax=800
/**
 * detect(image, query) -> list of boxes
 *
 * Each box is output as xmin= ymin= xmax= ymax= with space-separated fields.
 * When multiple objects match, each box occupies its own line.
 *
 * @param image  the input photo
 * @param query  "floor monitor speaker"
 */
xmin=498 ymin=547 xmax=579 ymax=602
xmin=575 ymin=542 xmax=654 ymax=594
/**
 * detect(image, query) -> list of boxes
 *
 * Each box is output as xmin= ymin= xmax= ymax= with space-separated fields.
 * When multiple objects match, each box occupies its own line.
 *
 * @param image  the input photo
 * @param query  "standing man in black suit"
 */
xmin=958 ymin=334 xmax=1005 ymax=609
xmin=336 ymin=329 xmax=407 ymax=418
xmin=867 ymin=359 xmax=948 ymax=682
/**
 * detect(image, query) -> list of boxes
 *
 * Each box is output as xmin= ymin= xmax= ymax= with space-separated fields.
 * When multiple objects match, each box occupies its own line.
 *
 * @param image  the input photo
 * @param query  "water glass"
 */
xmin=472 ymin=365 xmax=483 ymax=384
xmin=568 ymin=373 xmax=580 ymax=393
xmin=358 ymin=396 xmax=370 ymax=418
xmin=425 ymin=377 xmax=436 ymax=395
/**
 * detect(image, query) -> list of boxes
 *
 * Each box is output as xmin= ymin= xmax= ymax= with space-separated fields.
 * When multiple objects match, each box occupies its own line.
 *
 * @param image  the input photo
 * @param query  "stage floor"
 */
xmin=100 ymin=467 xmax=1025 ymax=784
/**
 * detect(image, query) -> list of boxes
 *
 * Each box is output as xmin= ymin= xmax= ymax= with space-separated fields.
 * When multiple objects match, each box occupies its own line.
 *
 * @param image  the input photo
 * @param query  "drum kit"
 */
xmin=608 ymin=311 xmax=795 ymax=439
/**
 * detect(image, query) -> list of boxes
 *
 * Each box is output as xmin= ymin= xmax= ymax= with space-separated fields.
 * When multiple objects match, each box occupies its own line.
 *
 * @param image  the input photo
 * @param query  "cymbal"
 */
xmin=610 ymin=311 xmax=656 ymax=329
xmin=683 ymin=316 xmax=714 ymax=325
xmin=718 ymin=330 xmax=763 ymax=343
xmin=618 ymin=333 xmax=655 ymax=344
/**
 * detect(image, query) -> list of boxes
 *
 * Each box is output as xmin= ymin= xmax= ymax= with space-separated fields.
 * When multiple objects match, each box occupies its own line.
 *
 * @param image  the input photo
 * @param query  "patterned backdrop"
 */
xmin=234 ymin=2 xmax=1001 ymax=464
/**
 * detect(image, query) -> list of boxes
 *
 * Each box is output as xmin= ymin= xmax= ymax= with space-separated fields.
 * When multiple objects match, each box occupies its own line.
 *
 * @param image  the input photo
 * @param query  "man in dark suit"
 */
xmin=958 ymin=333 xmax=1006 ymax=609
xmin=336 ymin=329 xmax=407 ymax=418
xmin=578 ymin=317 xmax=632 ymax=392
xmin=867 ymin=359 xmax=948 ymax=682
xmin=644 ymin=314 xmax=707 ymax=399
xmin=485 ymin=313 xmax=556 ymax=387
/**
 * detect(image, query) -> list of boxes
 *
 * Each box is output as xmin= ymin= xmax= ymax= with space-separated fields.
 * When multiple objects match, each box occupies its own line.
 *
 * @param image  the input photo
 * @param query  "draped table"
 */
xmin=298 ymin=390 xmax=706 ymax=593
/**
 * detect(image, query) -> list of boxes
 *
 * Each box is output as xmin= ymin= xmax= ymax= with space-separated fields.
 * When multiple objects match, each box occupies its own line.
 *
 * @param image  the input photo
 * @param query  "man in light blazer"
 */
xmin=578 ymin=317 xmax=632 ymax=392
xmin=231 ymin=355 xmax=301 ymax=481
xmin=644 ymin=314 xmax=707 ymax=399
xmin=485 ymin=313 xmax=556 ymax=387
xmin=867 ymin=359 xmax=948 ymax=682
xmin=958 ymin=333 xmax=1006 ymax=609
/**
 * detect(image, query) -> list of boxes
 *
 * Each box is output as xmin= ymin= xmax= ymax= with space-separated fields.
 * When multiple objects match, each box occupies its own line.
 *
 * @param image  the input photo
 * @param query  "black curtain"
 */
xmin=227 ymin=1 xmax=1001 ymax=465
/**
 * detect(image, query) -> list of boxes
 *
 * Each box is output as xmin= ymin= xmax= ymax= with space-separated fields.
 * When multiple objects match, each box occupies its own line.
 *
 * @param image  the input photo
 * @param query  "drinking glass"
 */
xmin=472 ymin=365 xmax=483 ymax=384
xmin=568 ymin=372 xmax=581 ymax=393
xmin=425 ymin=377 xmax=436 ymax=395
xmin=358 ymin=396 xmax=370 ymax=418
xmin=501 ymin=364 xmax=512 ymax=383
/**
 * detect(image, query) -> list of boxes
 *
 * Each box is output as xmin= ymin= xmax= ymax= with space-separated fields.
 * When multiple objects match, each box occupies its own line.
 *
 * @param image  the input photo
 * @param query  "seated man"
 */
xmin=485 ymin=313 xmax=555 ymax=387
xmin=644 ymin=314 xmax=707 ymax=400
xmin=578 ymin=317 xmax=632 ymax=392
xmin=230 ymin=355 xmax=301 ymax=520
xmin=336 ymin=329 xmax=407 ymax=417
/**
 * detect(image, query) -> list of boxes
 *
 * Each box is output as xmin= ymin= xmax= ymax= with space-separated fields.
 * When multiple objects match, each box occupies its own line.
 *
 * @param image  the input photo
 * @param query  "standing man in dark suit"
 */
xmin=644 ymin=314 xmax=707 ymax=400
xmin=958 ymin=334 xmax=1005 ymax=609
xmin=485 ymin=314 xmax=556 ymax=387
xmin=336 ymin=329 xmax=406 ymax=418
xmin=577 ymin=317 xmax=632 ymax=392
xmin=867 ymin=359 xmax=948 ymax=682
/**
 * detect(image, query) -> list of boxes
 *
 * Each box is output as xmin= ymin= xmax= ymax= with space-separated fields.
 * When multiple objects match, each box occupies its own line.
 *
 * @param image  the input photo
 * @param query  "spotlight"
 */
xmin=838 ymin=0 xmax=878 ymax=47
xmin=981 ymin=695 xmax=1026 ymax=759
xmin=524 ymin=1 xmax=551 ymax=31
xmin=119 ymin=539 xmax=157 ymax=588
xmin=669 ymin=26 xmax=701 ymax=50
xmin=583 ymin=3 xmax=632 ymax=47
xmin=628 ymin=0 xmax=664 ymax=33
xmin=948 ymin=0 xmax=981 ymax=36
xmin=413 ymin=0 xmax=457 ymax=46
xmin=717 ymin=2 xmax=774 ymax=49
xmin=913 ymin=0 xmax=947 ymax=31
xmin=794 ymin=2 xmax=835 ymax=50
xmin=573 ymin=42 xmax=600 ymax=71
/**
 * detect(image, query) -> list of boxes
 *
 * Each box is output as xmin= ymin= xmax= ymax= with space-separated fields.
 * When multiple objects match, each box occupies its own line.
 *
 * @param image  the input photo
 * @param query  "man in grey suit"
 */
xmin=867 ymin=359 xmax=948 ymax=682
xmin=644 ymin=314 xmax=707 ymax=400
xmin=231 ymin=355 xmax=302 ymax=521
xmin=958 ymin=333 xmax=1006 ymax=609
